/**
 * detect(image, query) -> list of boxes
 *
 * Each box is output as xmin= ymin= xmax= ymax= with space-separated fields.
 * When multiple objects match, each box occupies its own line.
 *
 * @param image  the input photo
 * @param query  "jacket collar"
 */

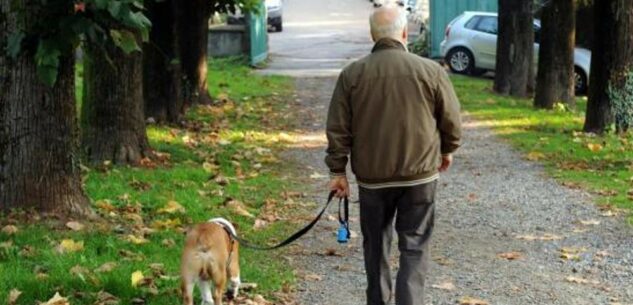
xmin=371 ymin=38 xmax=407 ymax=53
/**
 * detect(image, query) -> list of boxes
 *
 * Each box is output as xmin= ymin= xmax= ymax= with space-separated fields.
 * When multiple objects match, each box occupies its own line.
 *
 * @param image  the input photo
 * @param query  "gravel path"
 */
xmin=282 ymin=77 xmax=633 ymax=305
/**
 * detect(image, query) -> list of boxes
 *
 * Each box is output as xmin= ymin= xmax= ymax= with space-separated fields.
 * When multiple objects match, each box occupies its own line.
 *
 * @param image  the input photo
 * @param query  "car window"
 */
xmin=464 ymin=16 xmax=481 ymax=30
xmin=475 ymin=16 xmax=498 ymax=35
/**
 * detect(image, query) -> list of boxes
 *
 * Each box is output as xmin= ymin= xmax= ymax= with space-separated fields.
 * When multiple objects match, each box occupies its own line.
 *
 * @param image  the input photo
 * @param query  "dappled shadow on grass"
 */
xmin=452 ymin=75 xmax=633 ymax=222
xmin=0 ymin=60 xmax=304 ymax=305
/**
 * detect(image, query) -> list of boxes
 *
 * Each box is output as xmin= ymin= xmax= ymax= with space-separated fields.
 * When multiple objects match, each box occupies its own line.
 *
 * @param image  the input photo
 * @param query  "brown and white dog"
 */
xmin=181 ymin=218 xmax=241 ymax=305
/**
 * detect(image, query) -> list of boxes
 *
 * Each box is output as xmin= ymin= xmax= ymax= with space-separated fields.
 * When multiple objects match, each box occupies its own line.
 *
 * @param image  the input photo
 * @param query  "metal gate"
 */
xmin=247 ymin=1 xmax=268 ymax=66
xmin=429 ymin=0 xmax=498 ymax=58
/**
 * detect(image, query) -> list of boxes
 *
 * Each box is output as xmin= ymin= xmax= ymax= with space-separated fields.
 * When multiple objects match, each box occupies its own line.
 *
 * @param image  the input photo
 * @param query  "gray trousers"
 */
xmin=358 ymin=181 xmax=436 ymax=305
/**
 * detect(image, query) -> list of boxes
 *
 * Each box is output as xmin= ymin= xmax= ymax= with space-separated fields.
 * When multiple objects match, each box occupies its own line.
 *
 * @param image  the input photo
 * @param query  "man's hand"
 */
xmin=329 ymin=176 xmax=350 ymax=198
xmin=438 ymin=154 xmax=453 ymax=172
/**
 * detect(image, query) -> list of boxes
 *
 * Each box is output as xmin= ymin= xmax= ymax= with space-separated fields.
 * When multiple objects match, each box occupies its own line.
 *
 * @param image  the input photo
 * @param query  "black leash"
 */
xmin=224 ymin=191 xmax=350 ymax=250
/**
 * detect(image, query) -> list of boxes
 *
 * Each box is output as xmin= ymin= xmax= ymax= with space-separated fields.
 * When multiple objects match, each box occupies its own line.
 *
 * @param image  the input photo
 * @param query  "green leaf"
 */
xmin=37 ymin=65 xmax=59 ymax=87
xmin=6 ymin=32 xmax=25 ymax=59
xmin=108 ymin=1 xmax=122 ymax=18
xmin=94 ymin=0 xmax=109 ymax=10
xmin=109 ymin=29 xmax=140 ymax=54
xmin=34 ymin=39 xmax=62 ymax=86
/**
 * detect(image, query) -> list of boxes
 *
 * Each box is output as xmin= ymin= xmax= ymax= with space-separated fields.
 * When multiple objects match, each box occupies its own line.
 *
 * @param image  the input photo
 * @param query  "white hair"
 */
xmin=369 ymin=4 xmax=408 ymax=40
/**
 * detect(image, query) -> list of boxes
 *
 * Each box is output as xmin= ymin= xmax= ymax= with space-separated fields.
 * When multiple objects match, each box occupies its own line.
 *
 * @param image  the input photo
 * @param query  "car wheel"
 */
xmin=446 ymin=48 xmax=474 ymax=75
xmin=275 ymin=21 xmax=283 ymax=32
xmin=574 ymin=67 xmax=588 ymax=95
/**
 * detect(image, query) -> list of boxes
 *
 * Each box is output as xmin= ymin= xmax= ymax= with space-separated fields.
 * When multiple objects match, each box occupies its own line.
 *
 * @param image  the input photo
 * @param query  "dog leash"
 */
xmin=223 ymin=191 xmax=350 ymax=250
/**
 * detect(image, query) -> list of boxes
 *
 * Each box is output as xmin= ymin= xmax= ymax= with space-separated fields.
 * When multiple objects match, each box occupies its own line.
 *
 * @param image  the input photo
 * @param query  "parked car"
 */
xmin=439 ymin=11 xmax=591 ymax=94
xmin=266 ymin=0 xmax=283 ymax=32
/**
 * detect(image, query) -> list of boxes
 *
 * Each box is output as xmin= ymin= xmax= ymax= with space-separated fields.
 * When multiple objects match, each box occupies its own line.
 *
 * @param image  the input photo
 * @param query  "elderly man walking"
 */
xmin=325 ymin=4 xmax=462 ymax=305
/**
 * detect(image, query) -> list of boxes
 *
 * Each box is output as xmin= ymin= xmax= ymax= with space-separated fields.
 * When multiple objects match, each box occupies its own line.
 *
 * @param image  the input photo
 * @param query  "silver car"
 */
xmin=439 ymin=11 xmax=591 ymax=94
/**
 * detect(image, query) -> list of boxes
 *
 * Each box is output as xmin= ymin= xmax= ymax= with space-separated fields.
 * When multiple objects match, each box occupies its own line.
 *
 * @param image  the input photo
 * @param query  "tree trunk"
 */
xmin=0 ymin=0 xmax=91 ymax=215
xmin=584 ymin=0 xmax=633 ymax=133
xmin=180 ymin=0 xmax=213 ymax=106
xmin=82 ymin=39 xmax=152 ymax=165
xmin=143 ymin=0 xmax=184 ymax=124
xmin=534 ymin=0 xmax=576 ymax=109
xmin=494 ymin=0 xmax=534 ymax=97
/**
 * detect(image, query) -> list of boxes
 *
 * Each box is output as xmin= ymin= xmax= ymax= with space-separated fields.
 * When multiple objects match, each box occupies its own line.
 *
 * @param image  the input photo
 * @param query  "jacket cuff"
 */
xmin=329 ymin=170 xmax=346 ymax=178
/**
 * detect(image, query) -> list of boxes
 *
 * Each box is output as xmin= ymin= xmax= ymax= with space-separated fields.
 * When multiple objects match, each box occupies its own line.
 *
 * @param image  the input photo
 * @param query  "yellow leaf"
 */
xmin=125 ymin=235 xmax=149 ymax=244
xmin=65 ymin=221 xmax=85 ymax=231
xmin=150 ymin=218 xmax=182 ymax=230
xmin=157 ymin=201 xmax=185 ymax=214
xmin=95 ymin=200 xmax=116 ymax=212
xmin=202 ymin=162 xmax=218 ymax=173
xmin=526 ymin=151 xmax=545 ymax=161
xmin=587 ymin=143 xmax=603 ymax=152
xmin=41 ymin=292 xmax=70 ymax=305
xmin=8 ymin=289 xmax=22 ymax=305
xmin=56 ymin=239 xmax=84 ymax=254
xmin=1 ymin=225 xmax=18 ymax=235
xmin=131 ymin=271 xmax=144 ymax=287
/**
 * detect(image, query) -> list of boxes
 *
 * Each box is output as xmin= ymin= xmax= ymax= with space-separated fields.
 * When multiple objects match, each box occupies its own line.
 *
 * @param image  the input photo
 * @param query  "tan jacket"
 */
xmin=325 ymin=38 xmax=462 ymax=184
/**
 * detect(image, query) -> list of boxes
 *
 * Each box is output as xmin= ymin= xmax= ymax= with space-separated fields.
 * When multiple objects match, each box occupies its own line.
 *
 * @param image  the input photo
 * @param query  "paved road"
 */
xmin=261 ymin=0 xmax=374 ymax=76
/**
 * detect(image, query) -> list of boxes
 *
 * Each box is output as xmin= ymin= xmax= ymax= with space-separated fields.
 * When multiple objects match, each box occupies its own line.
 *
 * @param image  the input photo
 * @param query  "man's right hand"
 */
xmin=438 ymin=154 xmax=453 ymax=172
xmin=329 ymin=176 xmax=350 ymax=198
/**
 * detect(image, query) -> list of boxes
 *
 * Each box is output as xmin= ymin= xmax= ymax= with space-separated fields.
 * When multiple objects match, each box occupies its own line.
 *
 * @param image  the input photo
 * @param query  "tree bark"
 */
xmin=143 ymin=0 xmax=184 ymax=124
xmin=180 ymin=0 xmax=213 ymax=106
xmin=584 ymin=0 xmax=633 ymax=133
xmin=494 ymin=0 xmax=534 ymax=97
xmin=0 ymin=0 xmax=91 ymax=215
xmin=534 ymin=0 xmax=576 ymax=109
xmin=82 ymin=37 xmax=152 ymax=165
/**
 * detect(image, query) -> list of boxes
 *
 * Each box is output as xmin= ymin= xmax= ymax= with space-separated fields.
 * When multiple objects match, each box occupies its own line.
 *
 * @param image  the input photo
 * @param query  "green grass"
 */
xmin=453 ymin=75 xmax=633 ymax=223
xmin=0 ymin=58 xmax=299 ymax=304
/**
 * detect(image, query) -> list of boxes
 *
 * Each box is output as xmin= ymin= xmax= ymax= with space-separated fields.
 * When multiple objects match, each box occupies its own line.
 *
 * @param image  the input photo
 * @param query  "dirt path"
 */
xmin=282 ymin=77 xmax=633 ymax=305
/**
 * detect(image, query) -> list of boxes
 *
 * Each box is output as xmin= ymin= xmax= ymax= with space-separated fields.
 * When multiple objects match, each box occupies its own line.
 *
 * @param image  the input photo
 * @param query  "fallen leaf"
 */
xmin=578 ymin=219 xmax=600 ymax=226
xmin=56 ymin=239 xmax=84 ymax=253
xmin=566 ymin=276 xmax=599 ymax=285
xmin=202 ymin=162 xmax=218 ymax=173
xmin=459 ymin=296 xmax=489 ymax=305
xmin=526 ymin=151 xmax=545 ymax=161
xmin=150 ymin=219 xmax=182 ymax=230
xmin=431 ymin=281 xmax=456 ymax=291
xmin=516 ymin=233 xmax=563 ymax=241
xmin=324 ymin=248 xmax=344 ymax=257
xmin=66 ymin=221 xmax=85 ymax=231
xmin=70 ymin=265 xmax=90 ymax=276
xmin=309 ymin=172 xmax=327 ymax=179
xmin=7 ymin=289 xmax=21 ymax=305
xmin=2 ymin=225 xmax=18 ymax=235
xmin=161 ymin=239 xmax=176 ymax=247
xmin=497 ymin=251 xmax=522 ymax=260
xmin=157 ymin=201 xmax=185 ymax=214
xmin=225 ymin=199 xmax=254 ymax=218
xmin=94 ymin=291 xmax=120 ymax=305
xmin=560 ymin=247 xmax=586 ymax=260
xmin=253 ymin=219 xmax=268 ymax=230
xmin=41 ymin=292 xmax=70 ymax=305
xmin=125 ymin=235 xmax=149 ymax=244
xmin=95 ymin=262 xmax=117 ymax=273
xmin=95 ymin=200 xmax=116 ymax=212
xmin=303 ymin=273 xmax=322 ymax=281
xmin=131 ymin=271 xmax=145 ymax=287
xmin=587 ymin=143 xmax=603 ymax=152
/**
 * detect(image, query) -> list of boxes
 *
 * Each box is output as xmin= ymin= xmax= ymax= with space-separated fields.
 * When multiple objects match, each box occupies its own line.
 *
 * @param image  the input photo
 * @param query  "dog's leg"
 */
xmin=181 ymin=279 xmax=195 ymax=305
xmin=199 ymin=281 xmax=214 ymax=305
xmin=213 ymin=275 xmax=226 ymax=305
xmin=226 ymin=243 xmax=241 ymax=300
xmin=227 ymin=275 xmax=241 ymax=300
